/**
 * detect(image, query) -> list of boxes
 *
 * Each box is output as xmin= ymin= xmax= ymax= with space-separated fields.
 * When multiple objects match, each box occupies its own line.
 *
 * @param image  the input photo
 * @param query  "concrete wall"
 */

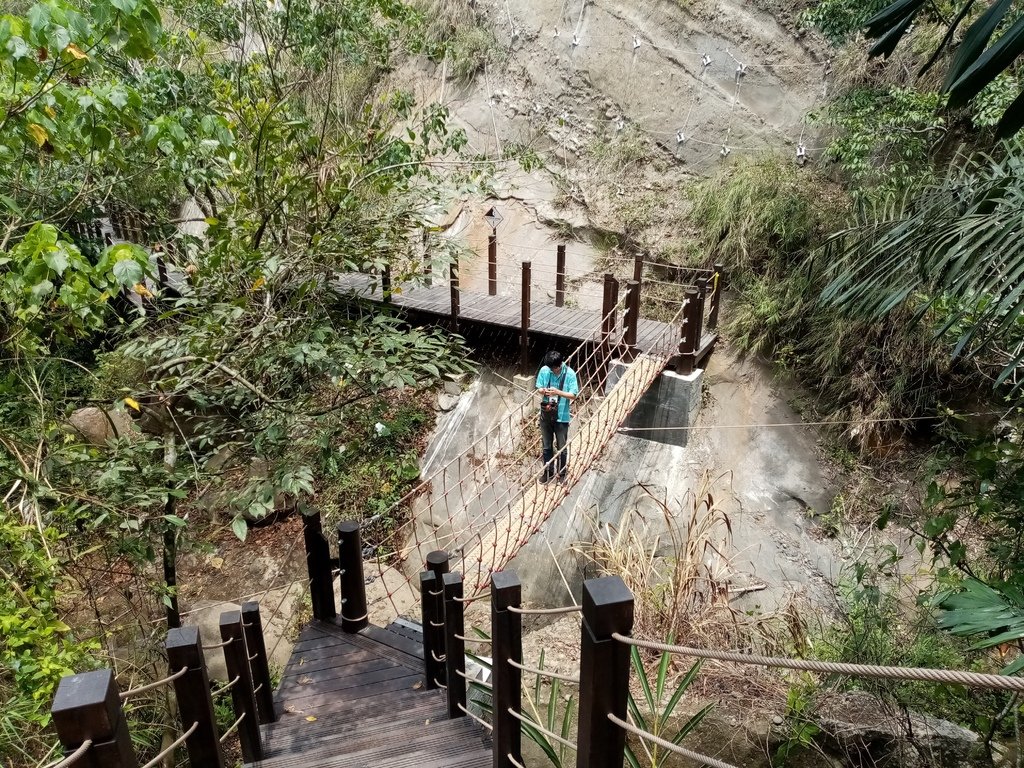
xmin=606 ymin=360 xmax=704 ymax=447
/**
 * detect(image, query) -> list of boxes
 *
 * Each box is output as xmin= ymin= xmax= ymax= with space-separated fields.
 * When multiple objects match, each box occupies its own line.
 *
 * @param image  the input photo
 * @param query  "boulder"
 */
xmin=68 ymin=407 xmax=138 ymax=445
xmin=815 ymin=691 xmax=989 ymax=768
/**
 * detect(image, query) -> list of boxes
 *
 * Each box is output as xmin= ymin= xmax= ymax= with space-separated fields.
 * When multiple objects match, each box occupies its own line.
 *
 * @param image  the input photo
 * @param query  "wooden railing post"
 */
xmin=302 ymin=509 xmax=336 ymax=621
xmin=220 ymin=611 xmax=264 ymax=763
xmin=520 ymin=261 xmax=531 ymax=376
xmin=708 ymin=262 xmax=725 ymax=330
xmin=621 ymin=280 xmax=640 ymax=361
xmin=676 ymin=287 xmax=700 ymax=376
xmin=337 ymin=521 xmax=369 ymax=633
xmin=422 ymin=550 xmax=449 ymax=690
xmin=576 ymin=576 xmax=634 ymax=768
xmin=555 ymin=244 xmax=566 ymax=307
xmin=443 ymin=572 xmax=467 ymax=719
xmin=382 ymin=264 xmax=392 ymax=302
xmin=600 ymin=273 xmax=613 ymax=371
xmin=633 ymin=254 xmax=644 ymax=284
xmin=423 ymin=230 xmax=432 ymax=278
xmin=488 ymin=232 xmax=498 ymax=296
xmin=51 ymin=669 xmax=138 ymax=768
xmin=166 ymin=626 xmax=226 ymax=767
xmin=692 ymin=279 xmax=707 ymax=355
xmin=450 ymin=260 xmax=460 ymax=329
xmin=241 ymin=601 xmax=276 ymax=724
xmin=491 ymin=570 xmax=522 ymax=768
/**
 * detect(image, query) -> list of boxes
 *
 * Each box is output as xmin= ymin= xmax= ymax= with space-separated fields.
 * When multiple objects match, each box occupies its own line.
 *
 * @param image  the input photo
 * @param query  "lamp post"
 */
xmin=485 ymin=206 xmax=503 ymax=296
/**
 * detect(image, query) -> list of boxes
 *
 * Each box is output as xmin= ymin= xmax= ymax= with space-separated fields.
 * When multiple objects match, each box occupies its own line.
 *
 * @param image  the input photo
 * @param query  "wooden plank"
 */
xmin=279 ymin=664 xmax=414 ymax=704
xmin=277 ymin=671 xmax=424 ymax=714
xmin=280 ymin=651 xmax=392 ymax=682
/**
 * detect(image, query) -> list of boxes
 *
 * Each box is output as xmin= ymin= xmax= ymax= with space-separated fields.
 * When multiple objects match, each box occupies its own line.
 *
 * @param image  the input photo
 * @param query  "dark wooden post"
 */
xmin=240 ymin=602 xmax=276 ymax=724
xmin=220 ymin=611 xmax=264 ymax=763
xmin=621 ymin=280 xmax=640 ymax=362
xmin=633 ymin=254 xmax=644 ymax=284
xmin=600 ymin=273 xmax=613 ymax=369
xmin=166 ymin=627 xmax=226 ymax=767
xmin=488 ymin=232 xmax=498 ymax=296
xmin=423 ymin=230 xmax=432 ymax=277
xmin=520 ymin=261 xmax=531 ymax=375
xmin=676 ymin=287 xmax=700 ymax=376
xmin=421 ymin=572 xmax=444 ymax=690
xmin=555 ymin=244 xmax=566 ymax=307
xmin=337 ymin=521 xmax=369 ymax=633
xmin=491 ymin=570 xmax=522 ymax=768
xmin=450 ymin=260 xmax=460 ymax=329
xmin=692 ymin=279 xmax=707 ymax=356
xmin=382 ymin=264 xmax=392 ymax=302
xmin=51 ymin=669 xmax=138 ymax=768
xmin=443 ymin=572 xmax=467 ymax=719
xmin=708 ymin=262 xmax=725 ymax=330
xmin=576 ymin=576 xmax=634 ymax=768
xmin=302 ymin=509 xmax=336 ymax=621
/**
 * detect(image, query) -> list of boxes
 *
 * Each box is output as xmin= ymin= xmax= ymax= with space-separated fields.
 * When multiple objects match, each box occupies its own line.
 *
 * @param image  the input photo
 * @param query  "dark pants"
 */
xmin=540 ymin=417 xmax=570 ymax=480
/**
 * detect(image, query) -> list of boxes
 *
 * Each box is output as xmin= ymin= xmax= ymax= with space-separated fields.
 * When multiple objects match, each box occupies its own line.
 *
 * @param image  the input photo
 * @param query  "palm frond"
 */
xmin=817 ymin=146 xmax=1024 ymax=389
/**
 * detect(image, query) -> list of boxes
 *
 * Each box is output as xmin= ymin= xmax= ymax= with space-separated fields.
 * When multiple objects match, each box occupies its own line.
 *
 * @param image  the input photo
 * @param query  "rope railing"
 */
xmin=612 ymin=635 xmax=1024 ymax=693
xmin=211 ymin=676 xmax=240 ymax=697
xmin=456 ymin=669 xmax=493 ymax=689
xmin=507 ymin=708 xmax=577 ymax=750
xmin=508 ymin=659 xmax=580 ymax=684
xmin=458 ymin=703 xmax=494 ymax=731
xmin=202 ymin=638 xmax=234 ymax=650
xmin=119 ymin=667 xmax=188 ymax=700
xmin=219 ymin=713 xmax=245 ymax=743
xmin=139 ymin=721 xmax=199 ymax=768
xmin=607 ymin=713 xmax=737 ymax=768
xmin=42 ymin=740 xmax=92 ymax=768
xmin=508 ymin=605 xmax=581 ymax=615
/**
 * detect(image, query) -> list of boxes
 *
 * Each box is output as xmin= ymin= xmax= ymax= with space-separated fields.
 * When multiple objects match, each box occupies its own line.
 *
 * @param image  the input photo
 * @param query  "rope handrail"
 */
xmin=203 ymin=638 xmax=233 ymax=651
xmin=607 ymin=713 xmax=737 ymax=768
xmin=220 ymin=713 xmax=245 ymax=743
xmin=454 ymin=591 xmax=490 ymax=602
xmin=508 ymin=753 xmax=527 ymax=768
xmin=508 ymin=605 xmax=581 ymax=615
xmin=431 ymin=650 xmax=446 ymax=662
xmin=456 ymin=669 xmax=493 ymax=689
xmin=458 ymin=703 xmax=494 ymax=731
xmin=507 ymin=708 xmax=577 ymax=750
xmin=42 ymin=740 xmax=92 ymax=768
xmin=434 ymin=678 xmax=448 ymax=689
xmin=341 ymin=610 xmax=369 ymax=622
xmin=139 ymin=721 xmax=198 ymax=768
xmin=508 ymin=659 xmax=581 ymax=684
xmin=211 ymin=676 xmax=240 ymax=697
xmin=612 ymin=634 xmax=1024 ymax=692
xmin=119 ymin=667 xmax=188 ymax=700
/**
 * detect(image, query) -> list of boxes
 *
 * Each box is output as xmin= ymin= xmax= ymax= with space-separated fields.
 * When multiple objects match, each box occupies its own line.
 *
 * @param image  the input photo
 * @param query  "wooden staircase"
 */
xmin=248 ymin=619 xmax=491 ymax=768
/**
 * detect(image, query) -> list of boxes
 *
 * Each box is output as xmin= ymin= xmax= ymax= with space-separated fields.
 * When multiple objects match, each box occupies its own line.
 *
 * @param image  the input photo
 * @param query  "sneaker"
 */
xmin=558 ymin=475 xmax=568 ymax=485
xmin=540 ymin=474 xmax=553 ymax=484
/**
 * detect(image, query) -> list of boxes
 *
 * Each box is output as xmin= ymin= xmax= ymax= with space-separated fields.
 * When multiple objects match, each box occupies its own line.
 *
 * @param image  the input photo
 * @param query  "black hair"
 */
xmin=544 ymin=351 xmax=564 ymax=369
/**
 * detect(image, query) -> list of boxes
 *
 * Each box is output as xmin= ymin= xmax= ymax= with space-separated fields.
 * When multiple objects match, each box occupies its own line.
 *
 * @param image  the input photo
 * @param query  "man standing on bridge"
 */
xmin=536 ymin=351 xmax=579 ymax=484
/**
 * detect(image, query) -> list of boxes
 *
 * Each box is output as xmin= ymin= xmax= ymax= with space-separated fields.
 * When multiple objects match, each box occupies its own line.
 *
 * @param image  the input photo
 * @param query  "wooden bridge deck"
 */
xmin=335 ymin=273 xmax=678 ymax=354
xmin=248 ymin=620 xmax=490 ymax=768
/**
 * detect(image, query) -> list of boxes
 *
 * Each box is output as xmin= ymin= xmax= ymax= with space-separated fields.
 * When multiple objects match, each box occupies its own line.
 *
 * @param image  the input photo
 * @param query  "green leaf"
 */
xmin=231 ymin=516 xmax=248 ymax=541
xmin=163 ymin=514 xmax=187 ymax=527
xmin=112 ymin=258 xmax=144 ymax=286
xmin=940 ymin=0 xmax=1010 ymax=89
xmin=43 ymin=249 xmax=69 ymax=276
xmin=947 ymin=15 xmax=1024 ymax=109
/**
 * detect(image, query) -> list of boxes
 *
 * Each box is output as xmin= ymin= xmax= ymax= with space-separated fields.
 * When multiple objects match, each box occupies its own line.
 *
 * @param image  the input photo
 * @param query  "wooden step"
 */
xmin=249 ymin=716 xmax=489 ymax=768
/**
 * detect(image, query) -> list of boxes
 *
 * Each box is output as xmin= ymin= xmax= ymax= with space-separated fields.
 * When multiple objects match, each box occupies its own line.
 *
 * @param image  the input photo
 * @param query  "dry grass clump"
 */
xmin=576 ymin=472 xmax=799 ymax=705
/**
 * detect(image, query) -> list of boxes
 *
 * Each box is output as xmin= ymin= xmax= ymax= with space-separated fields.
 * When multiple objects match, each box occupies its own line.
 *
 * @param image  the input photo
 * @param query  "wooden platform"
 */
xmin=335 ymin=273 xmax=679 ymax=354
xmin=248 ymin=621 xmax=490 ymax=768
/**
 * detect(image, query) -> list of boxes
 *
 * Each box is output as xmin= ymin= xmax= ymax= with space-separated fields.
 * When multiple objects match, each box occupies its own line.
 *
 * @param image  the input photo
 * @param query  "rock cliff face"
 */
xmin=391 ymin=0 xmax=829 ymax=298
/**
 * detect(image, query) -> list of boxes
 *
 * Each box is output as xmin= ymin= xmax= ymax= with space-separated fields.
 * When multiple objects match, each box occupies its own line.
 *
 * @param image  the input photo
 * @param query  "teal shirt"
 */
xmin=536 ymin=365 xmax=579 ymax=423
